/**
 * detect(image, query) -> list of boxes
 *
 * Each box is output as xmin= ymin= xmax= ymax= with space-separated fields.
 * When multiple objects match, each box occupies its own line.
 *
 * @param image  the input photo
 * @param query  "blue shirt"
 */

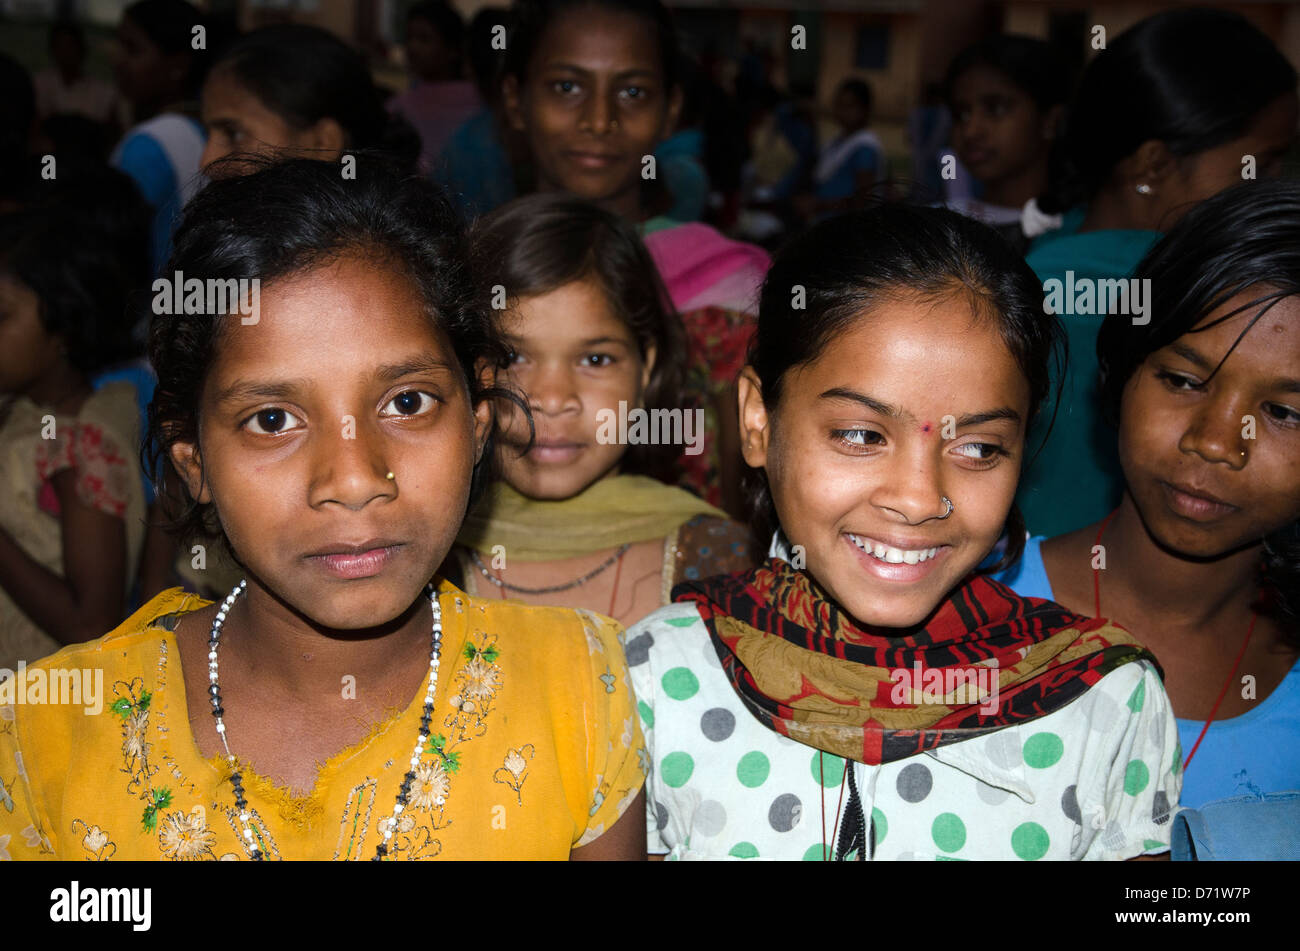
xmin=814 ymin=140 xmax=881 ymax=201
xmin=995 ymin=534 xmax=1300 ymax=808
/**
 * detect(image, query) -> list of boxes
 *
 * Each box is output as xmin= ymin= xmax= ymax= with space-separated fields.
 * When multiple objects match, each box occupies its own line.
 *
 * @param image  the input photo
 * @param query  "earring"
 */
xmin=1135 ymin=183 xmax=1152 ymax=195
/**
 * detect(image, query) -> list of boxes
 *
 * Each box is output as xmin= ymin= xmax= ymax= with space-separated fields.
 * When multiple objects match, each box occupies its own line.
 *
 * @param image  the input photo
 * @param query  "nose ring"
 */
xmin=938 ymin=496 xmax=954 ymax=519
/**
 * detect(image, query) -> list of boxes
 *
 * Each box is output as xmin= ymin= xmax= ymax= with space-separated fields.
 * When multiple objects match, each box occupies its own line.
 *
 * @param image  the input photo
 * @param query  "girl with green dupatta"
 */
xmin=446 ymin=193 xmax=755 ymax=629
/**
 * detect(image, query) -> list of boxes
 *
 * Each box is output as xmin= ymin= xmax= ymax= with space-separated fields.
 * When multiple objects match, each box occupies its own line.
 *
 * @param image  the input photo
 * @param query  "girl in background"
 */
xmin=110 ymin=0 xmax=211 ymax=275
xmin=0 ymin=158 xmax=644 ymax=860
xmin=500 ymin=0 xmax=769 ymax=516
xmin=943 ymin=34 xmax=1068 ymax=243
xmin=0 ymin=210 xmax=143 ymax=671
xmin=199 ymin=24 xmax=417 ymax=177
xmin=450 ymin=193 xmax=754 ymax=629
xmin=628 ymin=205 xmax=1179 ymax=860
xmin=998 ymin=180 xmax=1300 ymax=820
xmin=795 ymin=78 xmax=885 ymax=225
xmin=1018 ymin=8 xmax=1298 ymax=537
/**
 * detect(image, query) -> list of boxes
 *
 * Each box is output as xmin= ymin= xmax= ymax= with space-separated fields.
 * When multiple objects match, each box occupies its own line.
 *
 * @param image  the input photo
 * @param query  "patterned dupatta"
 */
xmin=673 ymin=558 xmax=1159 ymax=766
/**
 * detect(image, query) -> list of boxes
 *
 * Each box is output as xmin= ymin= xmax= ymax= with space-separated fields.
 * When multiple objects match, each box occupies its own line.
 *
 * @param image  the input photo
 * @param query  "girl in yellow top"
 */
xmin=0 ymin=156 xmax=645 ymax=861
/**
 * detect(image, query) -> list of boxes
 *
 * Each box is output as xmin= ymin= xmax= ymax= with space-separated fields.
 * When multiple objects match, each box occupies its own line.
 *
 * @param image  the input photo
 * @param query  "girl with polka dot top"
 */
xmin=626 ymin=205 xmax=1181 ymax=860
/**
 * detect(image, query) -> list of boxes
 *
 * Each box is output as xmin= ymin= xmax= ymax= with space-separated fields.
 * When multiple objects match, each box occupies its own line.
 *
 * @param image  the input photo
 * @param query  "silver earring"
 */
xmin=938 ymin=496 xmax=954 ymax=519
xmin=1136 ymin=183 xmax=1152 ymax=195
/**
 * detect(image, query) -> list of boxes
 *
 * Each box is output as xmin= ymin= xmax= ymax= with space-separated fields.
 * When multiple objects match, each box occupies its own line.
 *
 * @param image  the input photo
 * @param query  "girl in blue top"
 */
xmin=1017 ymin=8 xmax=1298 ymax=536
xmin=998 ymin=179 xmax=1300 ymax=813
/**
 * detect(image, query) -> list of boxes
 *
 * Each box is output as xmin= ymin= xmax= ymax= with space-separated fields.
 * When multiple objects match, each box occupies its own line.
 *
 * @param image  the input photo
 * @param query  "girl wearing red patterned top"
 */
xmin=0 ymin=210 xmax=145 ymax=670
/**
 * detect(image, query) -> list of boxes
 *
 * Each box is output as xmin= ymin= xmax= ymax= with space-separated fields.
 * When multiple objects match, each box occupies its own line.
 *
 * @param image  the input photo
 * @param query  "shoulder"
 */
xmin=624 ymin=602 xmax=708 ymax=686
xmin=991 ymin=534 xmax=1054 ymax=600
xmin=672 ymin=515 xmax=757 ymax=585
xmin=443 ymin=585 xmax=626 ymax=677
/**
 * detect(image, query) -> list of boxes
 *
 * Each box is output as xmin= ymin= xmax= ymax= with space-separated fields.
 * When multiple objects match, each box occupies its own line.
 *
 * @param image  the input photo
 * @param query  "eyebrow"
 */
xmin=214 ymin=356 xmax=456 ymax=405
xmin=818 ymin=387 xmax=1021 ymax=427
xmin=1169 ymin=343 xmax=1300 ymax=392
xmin=1169 ymin=343 xmax=1212 ymax=370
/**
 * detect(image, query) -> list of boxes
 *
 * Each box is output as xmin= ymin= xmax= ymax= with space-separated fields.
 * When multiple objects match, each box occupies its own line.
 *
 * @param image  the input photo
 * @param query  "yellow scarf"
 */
xmin=456 ymin=475 xmax=726 ymax=561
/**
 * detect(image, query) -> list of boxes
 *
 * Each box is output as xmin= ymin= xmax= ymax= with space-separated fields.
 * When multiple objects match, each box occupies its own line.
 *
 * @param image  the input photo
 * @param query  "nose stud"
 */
xmin=386 ymin=471 xmax=395 ymax=481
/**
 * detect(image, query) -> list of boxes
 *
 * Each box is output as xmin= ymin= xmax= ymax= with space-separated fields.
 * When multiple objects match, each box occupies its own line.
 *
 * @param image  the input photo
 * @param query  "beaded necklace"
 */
xmin=207 ymin=579 xmax=443 ymax=861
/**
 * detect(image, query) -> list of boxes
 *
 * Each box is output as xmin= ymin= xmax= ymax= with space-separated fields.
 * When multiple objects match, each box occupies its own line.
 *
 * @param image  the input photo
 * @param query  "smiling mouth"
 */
xmin=846 ymin=533 xmax=944 ymax=565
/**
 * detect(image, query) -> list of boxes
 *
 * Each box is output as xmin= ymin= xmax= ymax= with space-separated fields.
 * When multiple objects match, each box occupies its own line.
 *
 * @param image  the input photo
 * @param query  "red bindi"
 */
xmin=921 ymin=422 xmax=932 ymax=434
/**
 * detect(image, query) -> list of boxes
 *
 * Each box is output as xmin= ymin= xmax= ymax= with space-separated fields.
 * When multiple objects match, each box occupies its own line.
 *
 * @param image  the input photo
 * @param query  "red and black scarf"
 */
xmin=673 ymin=558 xmax=1159 ymax=765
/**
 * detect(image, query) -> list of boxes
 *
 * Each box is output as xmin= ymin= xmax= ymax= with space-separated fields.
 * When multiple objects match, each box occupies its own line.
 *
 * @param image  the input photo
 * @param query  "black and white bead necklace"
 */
xmin=207 ymin=579 xmax=443 ymax=860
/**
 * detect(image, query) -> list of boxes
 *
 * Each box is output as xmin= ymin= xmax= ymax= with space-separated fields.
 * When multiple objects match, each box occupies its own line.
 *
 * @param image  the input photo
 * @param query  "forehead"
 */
xmin=1176 ymin=287 xmax=1300 ymax=369
xmin=788 ymin=294 xmax=1030 ymax=413
xmin=504 ymin=277 xmax=634 ymax=343
xmin=532 ymin=6 xmax=662 ymax=75
xmin=951 ymin=63 xmax=1028 ymax=101
xmin=208 ymin=254 xmax=452 ymax=382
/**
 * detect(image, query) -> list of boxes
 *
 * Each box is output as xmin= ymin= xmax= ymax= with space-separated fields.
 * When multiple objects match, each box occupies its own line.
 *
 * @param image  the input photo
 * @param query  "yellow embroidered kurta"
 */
xmin=0 ymin=581 xmax=645 ymax=860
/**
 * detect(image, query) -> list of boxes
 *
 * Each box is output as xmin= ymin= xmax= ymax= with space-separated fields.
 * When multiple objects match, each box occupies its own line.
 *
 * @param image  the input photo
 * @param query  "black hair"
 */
xmin=209 ymin=25 xmax=390 ymax=154
xmin=0 ymin=208 xmax=133 ymax=376
xmin=467 ymin=6 xmax=510 ymax=100
xmin=123 ymin=0 xmax=211 ymax=99
xmin=1098 ymin=179 xmax=1300 ymax=643
xmin=745 ymin=203 xmax=1063 ymax=572
xmin=504 ymin=0 xmax=681 ymax=91
xmin=1041 ymin=8 xmax=1296 ymax=213
xmin=408 ymin=1 xmax=466 ymax=47
xmin=836 ymin=78 xmax=873 ymax=113
xmin=147 ymin=155 xmax=520 ymax=551
xmin=469 ymin=192 xmax=689 ymax=481
xmin=11 ymin=155 xmax=152 ymax=298
xmin=49 ymin=19 xmax=85 ymax=49
xmin=0 ymin=51 xmax=35 ymax=161
xmin=943 ymin=34 xmax=1070 ymax=113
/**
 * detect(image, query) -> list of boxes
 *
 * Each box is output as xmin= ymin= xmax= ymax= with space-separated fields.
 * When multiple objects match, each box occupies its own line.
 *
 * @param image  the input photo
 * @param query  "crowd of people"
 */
xmin=0 ymin=0 xmax=1296 ymax=862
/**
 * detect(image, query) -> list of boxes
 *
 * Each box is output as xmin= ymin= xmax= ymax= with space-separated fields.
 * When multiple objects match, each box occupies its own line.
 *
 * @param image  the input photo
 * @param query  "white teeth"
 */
xmin=849 ymin=534 xmax=940 ymax=565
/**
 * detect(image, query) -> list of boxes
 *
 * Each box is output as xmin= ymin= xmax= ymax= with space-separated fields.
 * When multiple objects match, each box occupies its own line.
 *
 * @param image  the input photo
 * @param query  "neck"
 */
xmin=25 ymin=364 xmax=91 ymax=415
xmin=1079 ymin=183 xmax=1158 ymax=233
xmin=1103 ymin=494 xmax=1261 ymax=630
xmin=981 ymin=163 xmax=1047 ymax=210
xmin=220 ymin=577 xmax=432 ymax=701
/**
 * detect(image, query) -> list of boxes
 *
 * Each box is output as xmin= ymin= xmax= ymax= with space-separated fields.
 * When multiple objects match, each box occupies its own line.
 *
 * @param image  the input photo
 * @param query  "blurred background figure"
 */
xmin=110 ymin=0 xmax=211 ymax=276
xmin=199 ymin=23 xmax=409 ymax=176
xmin=34 ymin=20 xmax=120 ymax=132
xmin=390 ymin=0 xmax=481 ymax=174
xmin=793 ymin=77 xmax=884 ymax=225
xmin=942 ymin=34 xmax=1069 ymax=248
xmin=435 ymin=5 xmax=518 ymax=219
xmin=0 ymin=208 xmax=144 ymax=671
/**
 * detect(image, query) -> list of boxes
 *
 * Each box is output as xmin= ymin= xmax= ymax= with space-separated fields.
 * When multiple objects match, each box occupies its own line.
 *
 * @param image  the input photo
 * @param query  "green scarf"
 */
xmin=456 ymin=475 xmax=726 ymax=561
